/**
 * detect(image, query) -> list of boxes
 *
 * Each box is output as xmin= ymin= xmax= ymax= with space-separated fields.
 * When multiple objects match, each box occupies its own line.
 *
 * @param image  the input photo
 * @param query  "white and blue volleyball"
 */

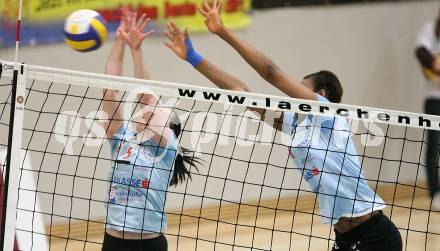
xmin=64 ymin=9 xmax=108 ymax=52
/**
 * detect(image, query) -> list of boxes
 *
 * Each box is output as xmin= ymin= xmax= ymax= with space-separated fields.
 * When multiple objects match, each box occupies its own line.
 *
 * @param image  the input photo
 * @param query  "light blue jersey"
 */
xmin=106 ymin=123 xmax=178 ymax=233
xmin=283 ymin=95 xmax=386 ymax=224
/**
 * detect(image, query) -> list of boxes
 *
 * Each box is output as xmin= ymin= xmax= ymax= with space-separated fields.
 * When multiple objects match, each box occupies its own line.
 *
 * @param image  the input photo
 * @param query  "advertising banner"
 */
xmin=0 ymin=0 xmax=251 ymax=48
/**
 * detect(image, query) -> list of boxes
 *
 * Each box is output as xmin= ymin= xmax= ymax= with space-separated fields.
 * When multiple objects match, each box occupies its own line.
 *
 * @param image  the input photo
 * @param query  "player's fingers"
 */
xmin=164 ymin=31 xmax=175 ymax=42
xmin=125 ymin=13 xmax=132 ymax=28
xmin=164 ymin=42 xmax=174 ymax=50
xmin=130 ymin=12 xmax=137 ymax=27
xmin=183 ymin=28 xmax=189 ymax=39
xmin=170 ymin=22 xmax=181 ymax=35
xmin=216 ymin=0 xmax=223 ymax=11
xmin=203 ymin=1 xmax=211 ymax=11
xmin=166 ymin=22 xmax=174 ymax=37
xmin=120 ymin=7 xmax=131 ymax=20
xmin=140 ymin=17 xmax=150 ymax=31
xmin=137 ymin=14 xmax=146 ymax=28
xmin=142 ymin=30 xmax=155 ymax=38
xmin=169 ymin=21 xmax=178 ymax=35
xmin=166 ymin=22 xmax=173 ymax=32
xmin=120 ymin=16 xmax=128 ymax=28
xmin=197 ymin=7 xmax=208 ymax=17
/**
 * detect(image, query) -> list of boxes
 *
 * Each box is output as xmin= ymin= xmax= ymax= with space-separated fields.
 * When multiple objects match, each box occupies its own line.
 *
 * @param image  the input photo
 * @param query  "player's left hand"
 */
xmin=199 ymin=0 xmax=224 ymax=35
xmin=164 ymin=22 xmax=189 ymax=60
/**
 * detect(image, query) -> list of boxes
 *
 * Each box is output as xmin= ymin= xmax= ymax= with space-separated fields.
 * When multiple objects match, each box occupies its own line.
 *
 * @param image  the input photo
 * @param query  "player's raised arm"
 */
xmin=120 ymin=12 xmax=175 ymax=148
xmin=198 ymin=0 xmax=316 ymax=101
xmin=103 ymin=9 xmax=129 ymax=138
xmin=121 ymin=12 xmax=155 ymax=80
xmin=164 ymin=21 xmax=250 ymax=92
xmin=163 ymin=22 xmax=286 ymax=127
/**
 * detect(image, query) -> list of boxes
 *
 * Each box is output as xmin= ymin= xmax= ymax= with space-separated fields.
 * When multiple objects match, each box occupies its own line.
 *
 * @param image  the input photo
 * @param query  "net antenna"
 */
xmin=0 ymin=1 xmax=25 ymax=248
xmin=1 ymin=62 xmax=26 ymax=251
xmin=14 ymin=0 xmax=24 ymax=62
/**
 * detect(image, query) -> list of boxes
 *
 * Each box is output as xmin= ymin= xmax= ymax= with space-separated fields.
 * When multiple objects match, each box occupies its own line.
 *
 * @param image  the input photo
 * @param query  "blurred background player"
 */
xmin=415 ymin=5 xmax=440 ymax=210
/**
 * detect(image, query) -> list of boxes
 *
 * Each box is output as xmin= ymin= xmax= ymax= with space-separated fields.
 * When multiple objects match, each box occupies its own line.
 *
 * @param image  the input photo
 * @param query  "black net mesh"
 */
xmin=0 ymin=70 xmax=439 ymax=251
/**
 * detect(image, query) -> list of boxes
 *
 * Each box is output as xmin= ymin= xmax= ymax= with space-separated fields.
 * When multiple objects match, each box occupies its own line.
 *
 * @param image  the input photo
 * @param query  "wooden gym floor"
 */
xmin=45 ymin=184 xmax=440 ymax=251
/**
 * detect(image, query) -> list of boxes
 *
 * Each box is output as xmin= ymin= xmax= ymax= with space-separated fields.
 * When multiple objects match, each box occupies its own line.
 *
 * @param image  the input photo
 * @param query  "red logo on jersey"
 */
xmin=123 ymin=147 xmax=132 ymax=160
xmin=141 ymin=179 xmax=150 ymax=189
xmin=312 ymin=167 xmax=320 ymax=176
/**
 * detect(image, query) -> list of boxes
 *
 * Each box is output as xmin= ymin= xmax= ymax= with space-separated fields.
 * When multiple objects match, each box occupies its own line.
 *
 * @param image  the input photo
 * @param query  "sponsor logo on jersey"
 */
xmin=117 ymin=190 xmax=143 ymax=200
xmin=109 ymin=187 xmax=144 ymax=203
xmin=141 ymin=179 xmax=150 ymax=189
xmin=123 ymin=147 xmax=133 ymax=160
xmin=112 ymin=176 xmax=150 ymax=189
xmin=304 ymin=167 xmax=320 ymax=181
xmin=109 ymin=186 xmax=117 ymax=203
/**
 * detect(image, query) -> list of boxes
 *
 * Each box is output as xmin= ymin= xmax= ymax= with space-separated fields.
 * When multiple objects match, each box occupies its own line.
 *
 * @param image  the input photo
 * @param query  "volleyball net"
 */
xmin=0 ymin=60 xmax=439 ymax=251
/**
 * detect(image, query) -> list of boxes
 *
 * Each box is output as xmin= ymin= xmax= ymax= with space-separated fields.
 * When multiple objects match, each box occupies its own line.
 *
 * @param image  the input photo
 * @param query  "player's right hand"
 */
xmin=121 ymin=12 xmax=155 ymax=50
xmin=198 ymin=0 xmax=224 ymax=35
xmin=115 ymin=7 xmax=130 ymax=41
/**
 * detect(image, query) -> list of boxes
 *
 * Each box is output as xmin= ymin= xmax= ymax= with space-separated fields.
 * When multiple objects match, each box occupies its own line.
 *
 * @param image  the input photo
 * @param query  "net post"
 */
xmin=1 ymin=63 xmax=26 ymax=251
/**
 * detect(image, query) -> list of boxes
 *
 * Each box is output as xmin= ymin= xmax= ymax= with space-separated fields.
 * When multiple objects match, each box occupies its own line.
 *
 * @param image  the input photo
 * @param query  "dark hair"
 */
xmin=168 ymin=121 xmax=202 ymax=186
xmin=436 ymin=16 xmax=440 ymax=38
xmin=303 ymin=70 xmax=343 ymax=103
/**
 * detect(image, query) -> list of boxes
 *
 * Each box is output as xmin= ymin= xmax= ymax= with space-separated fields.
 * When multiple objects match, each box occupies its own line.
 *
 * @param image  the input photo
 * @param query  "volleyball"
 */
xmin=64 ymin=9 xmax=108 ymax=52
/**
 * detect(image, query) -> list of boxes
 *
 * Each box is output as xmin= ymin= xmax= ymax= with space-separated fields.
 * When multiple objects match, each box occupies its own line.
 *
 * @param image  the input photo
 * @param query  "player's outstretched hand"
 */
xmin=115 ymin=7 xmax=130 ymax=42
xmin=198 ymin=0 xmax=224 ymax=34
xmin=121 ymin=12 xmax=155 ymax=50
xmin=164 ymin=22 xmax=189 ymax=60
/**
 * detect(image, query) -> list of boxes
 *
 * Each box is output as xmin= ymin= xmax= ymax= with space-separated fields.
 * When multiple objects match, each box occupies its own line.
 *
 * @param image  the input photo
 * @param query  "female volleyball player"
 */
xmin=164 ymin=1 xmax=402 ymax=250
xmin=102 ymin=10 xmax=200 ymax=251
